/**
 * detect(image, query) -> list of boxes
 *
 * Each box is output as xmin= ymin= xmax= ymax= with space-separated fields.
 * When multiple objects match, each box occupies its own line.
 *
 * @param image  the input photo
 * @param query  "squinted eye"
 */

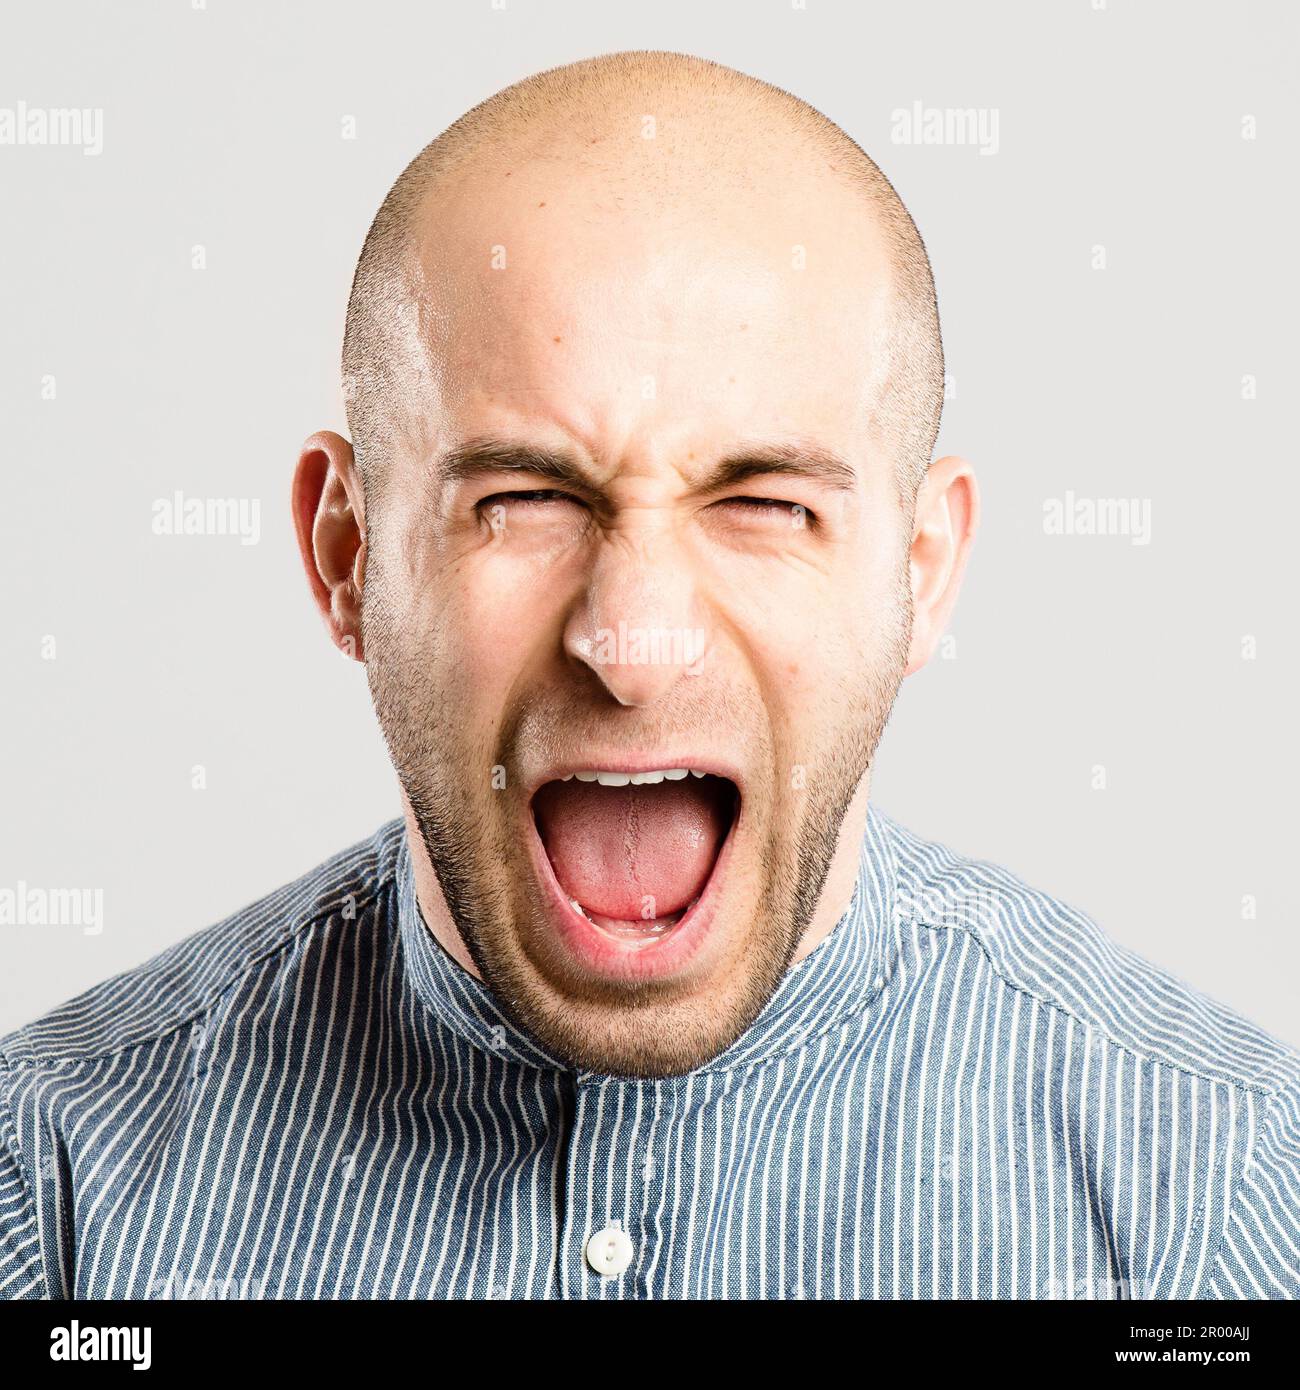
xmin=480 ymin=490 xmax=583 ymax=509
xmin=476 ymin=489 xmax=589 ymax=537
xmin=715 ymin=497 xmax=813 ymax=526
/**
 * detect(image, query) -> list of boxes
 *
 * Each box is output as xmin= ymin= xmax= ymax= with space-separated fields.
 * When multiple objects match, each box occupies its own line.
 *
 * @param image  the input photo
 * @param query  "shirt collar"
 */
xmin=391 ymin=804 xmax=897 ymax=1077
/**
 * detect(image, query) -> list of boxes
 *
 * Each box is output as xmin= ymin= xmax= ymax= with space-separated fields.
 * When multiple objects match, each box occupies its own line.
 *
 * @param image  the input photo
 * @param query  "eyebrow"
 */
xmin=435 ymin=435 xmax=859 ymax=496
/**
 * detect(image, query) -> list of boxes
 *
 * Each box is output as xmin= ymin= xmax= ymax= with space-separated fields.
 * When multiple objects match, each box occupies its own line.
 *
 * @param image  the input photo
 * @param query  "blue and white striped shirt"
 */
xmin=2 ymin=808 xmax=1297 ymax=1300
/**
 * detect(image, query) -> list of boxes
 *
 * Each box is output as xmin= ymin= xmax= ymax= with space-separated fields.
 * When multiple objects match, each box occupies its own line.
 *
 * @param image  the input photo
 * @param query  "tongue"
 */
xmin=533 ymin=777 xmax=732 ymax=920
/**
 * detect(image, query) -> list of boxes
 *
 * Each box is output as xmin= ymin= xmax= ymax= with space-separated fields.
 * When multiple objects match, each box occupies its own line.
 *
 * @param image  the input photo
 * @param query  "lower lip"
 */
xmin=524 ymin=803 xmax=739 ymax=984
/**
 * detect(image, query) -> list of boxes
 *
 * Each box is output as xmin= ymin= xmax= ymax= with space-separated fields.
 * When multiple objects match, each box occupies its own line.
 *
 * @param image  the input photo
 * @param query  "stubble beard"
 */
xmin=362 ymin=568 xmax=911 ymax=1078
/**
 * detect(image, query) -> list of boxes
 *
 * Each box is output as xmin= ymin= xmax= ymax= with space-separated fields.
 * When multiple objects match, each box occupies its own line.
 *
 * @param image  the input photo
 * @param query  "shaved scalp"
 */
xmin=342 ymin=48 xmax=944 ymax=511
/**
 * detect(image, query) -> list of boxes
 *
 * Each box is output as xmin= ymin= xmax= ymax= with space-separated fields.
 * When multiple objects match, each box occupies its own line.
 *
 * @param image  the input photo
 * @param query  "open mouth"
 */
xmin=530 ymin=768 xmax=740 ymax=951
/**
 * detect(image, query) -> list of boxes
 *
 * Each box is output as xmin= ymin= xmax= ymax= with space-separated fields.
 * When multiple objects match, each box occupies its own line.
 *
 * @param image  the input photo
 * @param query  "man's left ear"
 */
xmin=291 ymin=430 xmax=367 ymax=662
xmin=904 ymin=455 xmax=979 ymax=677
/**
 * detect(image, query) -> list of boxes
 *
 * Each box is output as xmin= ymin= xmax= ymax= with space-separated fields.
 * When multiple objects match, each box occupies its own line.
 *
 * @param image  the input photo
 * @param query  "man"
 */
xmin=2 ymin=50 xmax=1297 ymax=1301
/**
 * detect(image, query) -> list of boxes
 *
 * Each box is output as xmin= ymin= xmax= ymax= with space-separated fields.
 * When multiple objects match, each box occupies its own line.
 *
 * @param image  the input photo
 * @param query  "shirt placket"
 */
xmin=557 ymin=1072 xmax=669 ymax=1300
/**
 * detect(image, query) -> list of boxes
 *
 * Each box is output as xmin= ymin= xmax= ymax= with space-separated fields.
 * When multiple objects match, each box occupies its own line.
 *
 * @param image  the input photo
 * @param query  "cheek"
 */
xmin=415 ymin=545 xmax=572 ymax=698
xmin=718 ymin=548 xmax=874 ymax=679
xmin=728 ymin=547 xmax=906 ymax=720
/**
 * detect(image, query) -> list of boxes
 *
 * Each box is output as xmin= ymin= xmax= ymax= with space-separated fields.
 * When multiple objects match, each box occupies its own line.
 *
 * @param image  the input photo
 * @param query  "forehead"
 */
xmin=410 ymin=155 xmax=897 ymax=473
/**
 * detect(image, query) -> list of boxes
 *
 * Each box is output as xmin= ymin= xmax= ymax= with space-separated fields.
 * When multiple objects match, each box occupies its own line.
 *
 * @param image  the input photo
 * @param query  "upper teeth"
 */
xmin=564 ymin=768 xmax=702 ymax=786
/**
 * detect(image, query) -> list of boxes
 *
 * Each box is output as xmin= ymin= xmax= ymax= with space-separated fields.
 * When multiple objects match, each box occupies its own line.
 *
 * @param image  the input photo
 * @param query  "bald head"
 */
xmin=342 ymin=49 xmax=943 ymax=511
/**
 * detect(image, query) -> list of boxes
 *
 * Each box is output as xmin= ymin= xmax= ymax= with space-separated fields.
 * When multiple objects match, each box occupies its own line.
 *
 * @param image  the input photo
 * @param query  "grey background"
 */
xmin=2 ymin=0 xmax=1296 ymax=1046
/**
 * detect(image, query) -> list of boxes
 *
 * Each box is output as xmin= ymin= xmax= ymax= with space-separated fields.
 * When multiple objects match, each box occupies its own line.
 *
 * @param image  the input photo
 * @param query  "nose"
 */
xmin=563 ymin=531 xmax=712 ymax=707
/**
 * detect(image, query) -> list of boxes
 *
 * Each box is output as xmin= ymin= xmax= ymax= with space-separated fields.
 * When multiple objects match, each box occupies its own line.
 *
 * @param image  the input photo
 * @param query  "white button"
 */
xmin=585 ymin=1222 xmax=634 ymax=1277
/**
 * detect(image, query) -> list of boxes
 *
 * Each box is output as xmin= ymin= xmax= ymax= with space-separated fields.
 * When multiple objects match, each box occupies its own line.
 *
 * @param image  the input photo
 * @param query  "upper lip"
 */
xmin=524 ymin=755 xmax=745 ymax=800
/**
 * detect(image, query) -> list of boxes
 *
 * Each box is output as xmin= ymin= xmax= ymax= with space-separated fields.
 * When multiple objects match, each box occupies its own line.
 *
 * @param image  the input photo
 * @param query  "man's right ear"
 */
xmin=292 ymin=430 xmax=367 ymax=662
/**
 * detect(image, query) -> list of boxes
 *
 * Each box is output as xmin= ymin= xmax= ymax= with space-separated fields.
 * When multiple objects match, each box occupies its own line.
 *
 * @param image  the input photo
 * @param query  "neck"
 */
xmin=401 ymin=791 xmax=481 ymax=978
xmin=790 ymin=772 xmax=872 ymax=965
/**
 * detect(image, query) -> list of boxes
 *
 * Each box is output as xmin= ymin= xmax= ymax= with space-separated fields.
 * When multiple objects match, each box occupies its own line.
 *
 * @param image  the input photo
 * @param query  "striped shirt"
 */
xmin=1 ymin=808 xmax=1297 ymax=1301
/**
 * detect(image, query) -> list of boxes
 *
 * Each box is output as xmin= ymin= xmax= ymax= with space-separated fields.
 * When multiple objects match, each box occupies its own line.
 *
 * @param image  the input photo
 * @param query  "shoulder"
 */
xmin=875 ymin=808 xmax=1299 ymax=1096
xmin=875 ymin=808 xmax=1300 ymax=1296
xmin=0 ymin=819 xmax=406 ymax=1072
xmin=1204 ymin=1057 xmax=1300 ymax=1297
